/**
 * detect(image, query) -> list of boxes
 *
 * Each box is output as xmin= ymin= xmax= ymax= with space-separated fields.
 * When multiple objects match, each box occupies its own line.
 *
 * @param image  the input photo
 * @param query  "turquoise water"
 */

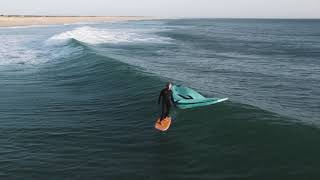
xmin=0 ymin=19 xmax=320 ymax=179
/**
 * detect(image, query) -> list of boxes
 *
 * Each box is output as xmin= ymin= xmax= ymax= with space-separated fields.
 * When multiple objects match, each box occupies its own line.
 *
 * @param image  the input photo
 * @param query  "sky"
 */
xmin=1 ymin=0 xmax=319 ymax=18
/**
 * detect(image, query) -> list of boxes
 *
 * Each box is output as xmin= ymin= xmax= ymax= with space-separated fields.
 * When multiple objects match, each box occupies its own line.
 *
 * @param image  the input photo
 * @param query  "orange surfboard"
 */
xmin=155 ymin=117 xmax=172 ymax=131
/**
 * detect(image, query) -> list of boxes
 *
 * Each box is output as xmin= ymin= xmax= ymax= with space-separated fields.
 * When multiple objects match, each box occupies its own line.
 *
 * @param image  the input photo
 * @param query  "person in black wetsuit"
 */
xmin=158 ymin=82 xmax=175 ymax=122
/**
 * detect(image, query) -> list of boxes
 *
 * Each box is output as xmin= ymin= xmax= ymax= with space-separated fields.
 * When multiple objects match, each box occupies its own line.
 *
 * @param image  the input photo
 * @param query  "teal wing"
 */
xmin=172 ymin=85 xmax=228 ymax=109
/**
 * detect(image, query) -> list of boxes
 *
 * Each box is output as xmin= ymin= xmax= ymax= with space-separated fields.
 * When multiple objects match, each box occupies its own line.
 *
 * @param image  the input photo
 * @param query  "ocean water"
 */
xmin=0 ymin=19 xmax=320 ymax=179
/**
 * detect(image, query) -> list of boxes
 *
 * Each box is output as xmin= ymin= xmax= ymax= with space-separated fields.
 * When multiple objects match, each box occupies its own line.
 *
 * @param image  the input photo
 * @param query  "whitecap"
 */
xmin=47 ymin=26 xmax=172 ymax=45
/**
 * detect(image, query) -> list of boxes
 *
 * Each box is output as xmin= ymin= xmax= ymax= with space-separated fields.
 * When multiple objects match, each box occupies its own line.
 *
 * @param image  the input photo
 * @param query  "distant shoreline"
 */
xmin=0 ymin=16 xmax=149 ymax=27
xmin=0 ymin=16 xmax=318 ymax=27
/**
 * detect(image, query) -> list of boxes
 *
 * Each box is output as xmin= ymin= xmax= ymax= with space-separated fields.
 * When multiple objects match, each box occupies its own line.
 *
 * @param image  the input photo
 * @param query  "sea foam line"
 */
xmin=47 ymin=26 xmax=172 ymax=45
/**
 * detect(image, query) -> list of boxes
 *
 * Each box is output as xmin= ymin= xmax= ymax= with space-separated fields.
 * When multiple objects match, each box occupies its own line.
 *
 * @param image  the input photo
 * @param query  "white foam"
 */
xmin=0 ymin=36 xmax=40 ymax=65
xmin=47 ymin=26 xmax=172 ymax=45
xmin=0 ymin=24 xmax=59 ymax=29
xmin=0 ymin=33 xmax=81 ymax=66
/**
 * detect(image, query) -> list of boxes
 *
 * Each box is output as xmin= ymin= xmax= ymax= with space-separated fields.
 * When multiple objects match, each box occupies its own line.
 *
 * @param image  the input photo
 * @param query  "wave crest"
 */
xmin=47 ymin=26 xmax=171 ymax=45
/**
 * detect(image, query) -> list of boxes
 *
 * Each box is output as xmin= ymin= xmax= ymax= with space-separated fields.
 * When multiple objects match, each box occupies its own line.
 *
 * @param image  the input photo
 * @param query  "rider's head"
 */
xmin=166 ymin=82 xmax=172 ymax=90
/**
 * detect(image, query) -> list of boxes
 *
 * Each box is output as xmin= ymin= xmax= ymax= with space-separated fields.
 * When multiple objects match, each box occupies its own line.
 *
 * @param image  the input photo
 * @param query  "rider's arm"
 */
xmin=158 ymin=91 xmax=163 ymax=104
xmin=170 ymin=91 xmax=175 ymax=106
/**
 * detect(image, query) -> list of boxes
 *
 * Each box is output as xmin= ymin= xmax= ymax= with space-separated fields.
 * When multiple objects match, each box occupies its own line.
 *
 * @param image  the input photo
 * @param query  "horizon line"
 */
xmin=1 ymin=14 xmax=320 ymax=20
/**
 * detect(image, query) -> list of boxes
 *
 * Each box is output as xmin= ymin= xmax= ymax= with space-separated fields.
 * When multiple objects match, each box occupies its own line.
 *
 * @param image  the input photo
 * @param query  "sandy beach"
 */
xmin=0 ymin=16 xmax=147 ymax=27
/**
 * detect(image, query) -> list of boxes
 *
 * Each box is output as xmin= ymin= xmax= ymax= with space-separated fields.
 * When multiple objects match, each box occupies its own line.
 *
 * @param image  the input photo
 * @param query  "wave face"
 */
xmin=0 ymin=19 xmax=320 ymax=179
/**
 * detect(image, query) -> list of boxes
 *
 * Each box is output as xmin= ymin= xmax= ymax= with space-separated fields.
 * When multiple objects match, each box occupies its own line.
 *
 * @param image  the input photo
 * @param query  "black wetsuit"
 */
xmin=158 ymin=88 xmax=174 ymax=120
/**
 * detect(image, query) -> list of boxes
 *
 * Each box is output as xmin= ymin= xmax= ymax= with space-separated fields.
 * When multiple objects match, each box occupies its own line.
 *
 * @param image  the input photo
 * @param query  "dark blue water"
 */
xmin=0 ymin=19 xmax=320 ymax=179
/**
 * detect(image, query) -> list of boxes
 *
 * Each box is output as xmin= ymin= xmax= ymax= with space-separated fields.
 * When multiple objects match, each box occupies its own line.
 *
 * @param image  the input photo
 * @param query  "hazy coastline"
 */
xmin=0 ymin=15 xmax=148 ymax=27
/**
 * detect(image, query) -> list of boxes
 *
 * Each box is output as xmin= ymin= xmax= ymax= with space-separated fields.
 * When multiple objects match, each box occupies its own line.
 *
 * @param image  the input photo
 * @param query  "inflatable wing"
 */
xmin=172 ymin=85 xmax=228 ymax=109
